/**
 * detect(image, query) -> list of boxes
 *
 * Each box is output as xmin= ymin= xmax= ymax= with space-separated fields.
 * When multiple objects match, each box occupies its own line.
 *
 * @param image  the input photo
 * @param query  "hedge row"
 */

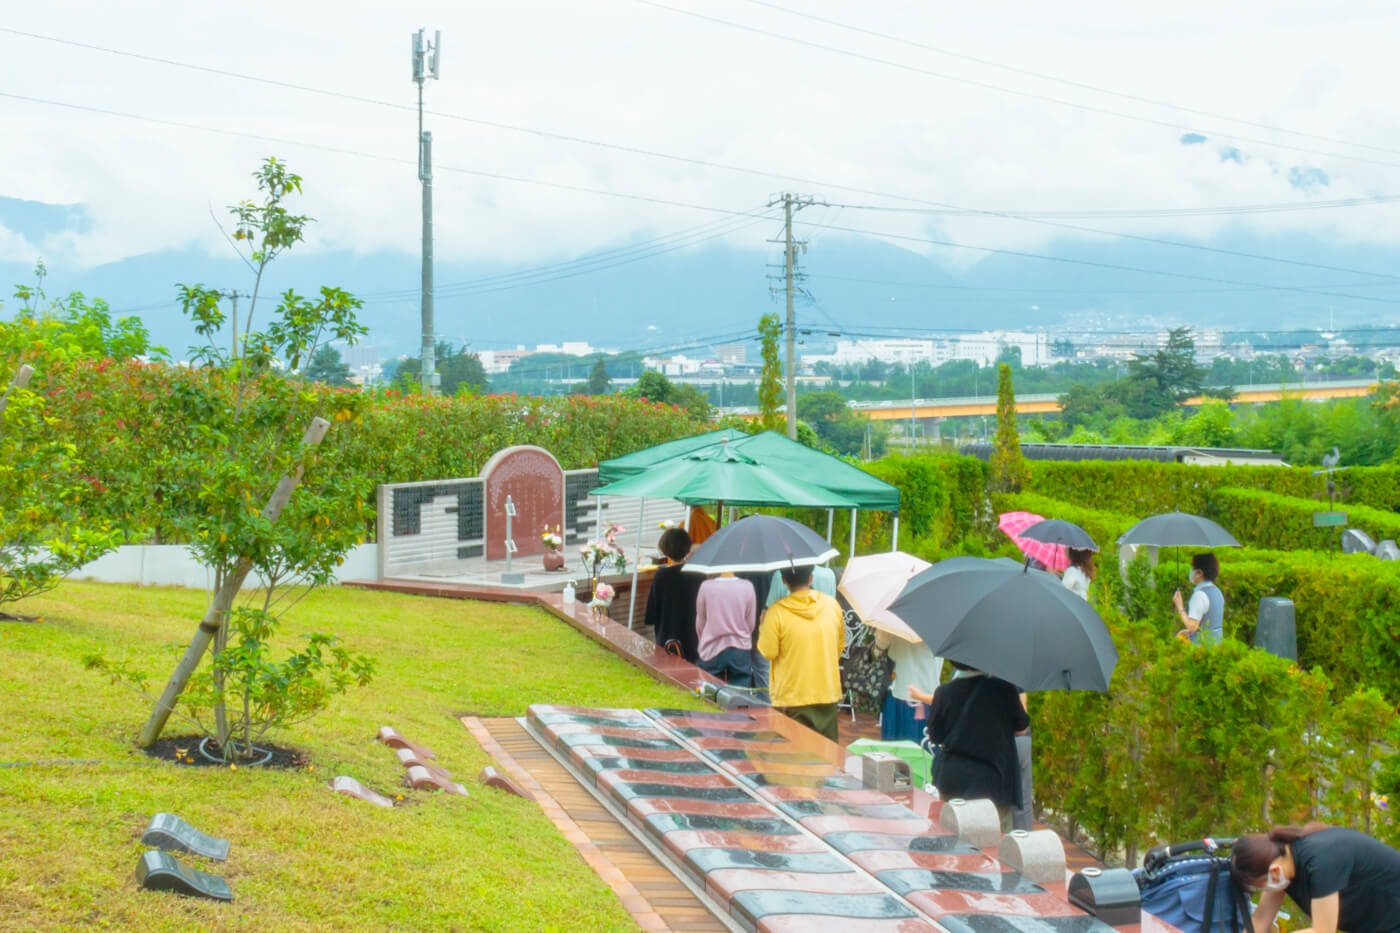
xmin=1030 ymin=460 xmax=1400 ymax=517
xmin=1035 ymin=614 xmax=1399 ymax=864
xmin=47 ymin=360 xmax=705 ymax=543
xmin=1209 ymin=486 xmax=1400 ymax=551
xmin=814 ymin=454 xmax=991 ymax=560
xmin=990 ymin=488 xmax=1400 ymax=702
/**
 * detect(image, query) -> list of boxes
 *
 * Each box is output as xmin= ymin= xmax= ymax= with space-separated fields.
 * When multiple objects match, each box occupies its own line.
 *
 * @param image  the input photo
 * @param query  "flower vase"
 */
xmin=543 ymin=550 xmax=564 ymax=572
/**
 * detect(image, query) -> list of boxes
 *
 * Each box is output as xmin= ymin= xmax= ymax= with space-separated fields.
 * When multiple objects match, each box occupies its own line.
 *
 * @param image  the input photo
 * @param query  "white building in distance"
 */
xmin=809 ymin=331 xmax=1050 ymax=368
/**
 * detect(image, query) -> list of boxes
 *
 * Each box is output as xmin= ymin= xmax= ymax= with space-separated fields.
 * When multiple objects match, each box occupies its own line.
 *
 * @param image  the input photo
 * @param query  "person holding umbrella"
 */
xmin=757 ymin=563 xmax=846 ymax=743
xmin=1062 ymin=548 xmax=1096 ymax=600
xmin=1171 ymin=553 xmax=1225 ymax=644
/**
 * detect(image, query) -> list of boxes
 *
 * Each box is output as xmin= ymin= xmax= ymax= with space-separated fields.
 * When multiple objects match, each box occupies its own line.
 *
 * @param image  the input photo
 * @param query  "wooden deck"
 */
xmin=464 ymin=715 xmax=731 ymax=933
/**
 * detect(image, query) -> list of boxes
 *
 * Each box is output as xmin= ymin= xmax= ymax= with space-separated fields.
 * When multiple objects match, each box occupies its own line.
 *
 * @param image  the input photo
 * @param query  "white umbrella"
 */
xmin=837 ymin=551 xmax=932 ymax=643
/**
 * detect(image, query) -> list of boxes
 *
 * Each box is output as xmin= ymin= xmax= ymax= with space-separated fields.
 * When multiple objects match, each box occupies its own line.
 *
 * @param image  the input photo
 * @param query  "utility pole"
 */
xmin=217 ymin=290 xmax=249 ymax=361
xmin=767 ymin=193 xmax=816 ymax=439
xmin=412 ymin=28 xmax=441 ymax=395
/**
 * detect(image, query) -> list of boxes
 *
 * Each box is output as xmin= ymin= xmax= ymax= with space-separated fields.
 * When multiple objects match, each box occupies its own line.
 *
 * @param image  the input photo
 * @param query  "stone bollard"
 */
xmin=937 ymin=797 xmax=1001 ymax=848
xmin=996 ymin=829 xmax=1067 ymax=884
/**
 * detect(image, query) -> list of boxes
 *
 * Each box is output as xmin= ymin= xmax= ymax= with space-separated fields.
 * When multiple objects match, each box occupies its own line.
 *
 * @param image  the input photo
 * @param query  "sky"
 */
xmin=3 ymin=0 xmax=1400 ymax=283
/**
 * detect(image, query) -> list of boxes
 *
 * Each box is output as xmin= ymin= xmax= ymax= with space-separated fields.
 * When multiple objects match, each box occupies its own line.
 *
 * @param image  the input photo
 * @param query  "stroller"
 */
xmin=1135 ymin=838 xmax=1253 ymax=933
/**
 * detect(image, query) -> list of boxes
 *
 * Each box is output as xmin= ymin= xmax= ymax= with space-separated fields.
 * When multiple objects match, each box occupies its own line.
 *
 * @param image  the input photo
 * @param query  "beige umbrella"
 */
xmin=837 ymin=551 xmax=932 ymax=644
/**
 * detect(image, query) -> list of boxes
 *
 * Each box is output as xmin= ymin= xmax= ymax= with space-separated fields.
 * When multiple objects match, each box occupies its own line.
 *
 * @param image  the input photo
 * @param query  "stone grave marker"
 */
xmin=135 ymin=850 xmax=233 ymax=902
xmin=141 ymin=812 xmax=230 ymax=861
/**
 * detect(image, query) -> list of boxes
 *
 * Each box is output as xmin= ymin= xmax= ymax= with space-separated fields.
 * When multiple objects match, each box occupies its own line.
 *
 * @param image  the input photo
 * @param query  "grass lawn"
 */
xmin=0 ymin=581 xmax=706 ymax=932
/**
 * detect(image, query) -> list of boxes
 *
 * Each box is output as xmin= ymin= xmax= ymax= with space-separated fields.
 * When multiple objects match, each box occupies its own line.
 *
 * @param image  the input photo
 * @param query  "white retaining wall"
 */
xmin=69 ymin=543 xmax=380 ymax=590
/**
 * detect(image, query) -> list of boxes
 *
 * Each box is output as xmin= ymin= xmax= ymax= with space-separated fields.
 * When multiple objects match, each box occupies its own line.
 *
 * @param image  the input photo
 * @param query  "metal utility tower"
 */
xmin=766 ymin=193 xmax=815 ymax=439
xmin=412 ymin=28 xmax=442 ymax=394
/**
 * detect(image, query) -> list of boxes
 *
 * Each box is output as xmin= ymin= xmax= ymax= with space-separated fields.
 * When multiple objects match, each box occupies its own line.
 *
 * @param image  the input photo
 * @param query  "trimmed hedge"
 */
xmin=1035 ymin=614 xmax=1399 ymax=863
xmin=829 ymin=454 xmax=990 ymax=558
xmin=1031 ymin=460 xmax=1400 ymax=517
xmin=1210 ymin=486 xmax=1400 ymax=551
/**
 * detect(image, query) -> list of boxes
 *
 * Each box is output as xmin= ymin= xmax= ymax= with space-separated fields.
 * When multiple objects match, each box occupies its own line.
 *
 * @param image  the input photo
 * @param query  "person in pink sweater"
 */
xmin=695 ymin=573 xmax=757 ymax=687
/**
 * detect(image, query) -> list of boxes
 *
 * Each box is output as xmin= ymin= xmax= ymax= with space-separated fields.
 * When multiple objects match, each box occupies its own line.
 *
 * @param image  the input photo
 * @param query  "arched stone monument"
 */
xmin=480 ymin=446 xmax=565 ymax=562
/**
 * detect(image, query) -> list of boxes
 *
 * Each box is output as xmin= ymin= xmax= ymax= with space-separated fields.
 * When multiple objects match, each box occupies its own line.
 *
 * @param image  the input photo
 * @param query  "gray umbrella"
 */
xmin=683 ymin=515 xmax=839 ymax=575
xmin=887 ymin=557 xmax=1118 ymax=692
xmin=1117 ymin=511 xmax=1241 ymax=582
xmin=1117 ymin=512 xmax=1240 ymax=549
xmin=1020 ymin=518 xmax=1098 ymax=552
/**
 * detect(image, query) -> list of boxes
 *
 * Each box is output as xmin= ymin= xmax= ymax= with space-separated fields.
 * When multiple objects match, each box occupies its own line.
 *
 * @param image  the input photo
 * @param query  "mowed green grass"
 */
xmin=0 ymin=581 xmax=706 ymax=932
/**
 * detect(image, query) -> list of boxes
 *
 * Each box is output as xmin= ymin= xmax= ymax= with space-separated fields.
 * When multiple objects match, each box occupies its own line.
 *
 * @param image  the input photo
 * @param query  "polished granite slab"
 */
xmin=527 ymin=704 xmax=1165 ymax=933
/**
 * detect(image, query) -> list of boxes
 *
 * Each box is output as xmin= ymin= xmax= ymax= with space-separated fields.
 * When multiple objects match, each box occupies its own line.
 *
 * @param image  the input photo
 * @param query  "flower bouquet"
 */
xmin=579 ymin=523 xmax=627 ymax=581
xmin=589 ymin=581 xmax=616 ymax=618
xmin=541 ymin=524 xmax=565 ymax=571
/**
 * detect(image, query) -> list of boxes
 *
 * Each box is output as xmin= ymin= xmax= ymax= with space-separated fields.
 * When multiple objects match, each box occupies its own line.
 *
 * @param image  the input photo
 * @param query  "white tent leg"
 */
xmin=627 ymin=498 xmax=645 ymax=629
xmin=848 ymin=509 xmax=858 ymax=560
xmin=891 ymin=515 xmax=899 ymax=552
xmin=826 ymin=509 xmax=834 ymax=543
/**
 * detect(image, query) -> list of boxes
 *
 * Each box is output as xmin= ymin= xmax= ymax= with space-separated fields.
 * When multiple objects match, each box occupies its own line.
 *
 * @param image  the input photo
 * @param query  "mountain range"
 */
xmin=2 ymin=195 xmax=1395 ymax=364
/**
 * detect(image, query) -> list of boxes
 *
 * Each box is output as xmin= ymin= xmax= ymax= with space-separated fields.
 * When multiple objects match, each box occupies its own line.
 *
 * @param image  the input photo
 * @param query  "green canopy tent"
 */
xmin=594 ymin=428 xmax=748 ymax=484
xmin=592 ymin=430 xmax=899 ymax=625
xmin=590 ymin=443 xmax=860 ymax=510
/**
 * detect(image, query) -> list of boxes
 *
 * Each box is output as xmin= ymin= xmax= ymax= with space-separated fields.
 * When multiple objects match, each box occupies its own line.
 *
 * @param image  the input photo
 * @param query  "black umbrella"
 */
xmin=683 ymin=515 xmax=839 ymax=575
xmin=887 ymin=557 xmax=1118 ymax=692
xmin=1117 ymin=511 xmax=1240 ymax=581
xmin=1020 ymin=518 xmax=1098 ymax=552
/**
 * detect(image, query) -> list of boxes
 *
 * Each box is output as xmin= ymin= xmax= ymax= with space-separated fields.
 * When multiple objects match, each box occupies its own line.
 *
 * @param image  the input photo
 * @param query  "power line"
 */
xmin=821 ymin=194 xmax=1400 ymax=220
xmin=824 ymin=200 xmax=1400 ymax=283
xmin=736 ymin=0 xmax=1400 ymax=159
xmin=793 ymin=216 xmax=1400 ymax=306
xmin=7 ymin=91 xmax=1398 ymax=308
xmin=637 ymin=1 xmax=1400 ymax=171
xmin=6 ymin=29 xmax=1398 ymax=222
xmin=8 ymin=29 xmax=1400 ymax=286
xmin=808 ymin=273 xmax=1400 ymax=295
xmin=361 ymin=210 xmax=777 ymax=301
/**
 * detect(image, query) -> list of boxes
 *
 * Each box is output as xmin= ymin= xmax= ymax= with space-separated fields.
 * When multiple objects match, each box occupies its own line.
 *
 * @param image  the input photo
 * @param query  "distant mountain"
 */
xmin=2 ymin=197 xmax=1396 ymax=362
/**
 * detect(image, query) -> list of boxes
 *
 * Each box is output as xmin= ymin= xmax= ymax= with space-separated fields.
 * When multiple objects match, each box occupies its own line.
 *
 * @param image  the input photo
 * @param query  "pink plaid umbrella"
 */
xmin=997 ymin=511 xmax=1071 ymax=573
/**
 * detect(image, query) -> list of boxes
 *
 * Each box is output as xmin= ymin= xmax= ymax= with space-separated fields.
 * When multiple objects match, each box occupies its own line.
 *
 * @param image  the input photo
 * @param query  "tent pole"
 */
xmin=716 ymin=500 xmax=725 ymax=529
xmin=826 ymin=508 xmax=834 ymax=543
xmin=628 ymin=498 xmax=645 ymax=629
xmin=849 ymin=509 xmax=857 ymax=560
xmin=891 ymin=515 xmax=899 ymax=552
xmin=683 ymin=505 xmax=691 ymax=533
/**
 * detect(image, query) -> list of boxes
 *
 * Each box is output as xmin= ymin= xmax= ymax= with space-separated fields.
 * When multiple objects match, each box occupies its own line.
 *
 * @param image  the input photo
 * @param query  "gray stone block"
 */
xmin=135 ymin=850 xmax=233 ymax=902
xmin=937 ymin=797 xmax=1001 ymax=848
xmin=996 ymin=829 xmax=1067 ymax=884
xmin=140 ymin=812 xmax=229 ymax=861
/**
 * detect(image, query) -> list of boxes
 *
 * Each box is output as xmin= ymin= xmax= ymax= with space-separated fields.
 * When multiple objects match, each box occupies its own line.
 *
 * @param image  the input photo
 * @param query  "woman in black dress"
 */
xmin=644 ymin=528 xmax=703 ymax=662
xmin=927 ymin=661 xmax=1029 ymax=834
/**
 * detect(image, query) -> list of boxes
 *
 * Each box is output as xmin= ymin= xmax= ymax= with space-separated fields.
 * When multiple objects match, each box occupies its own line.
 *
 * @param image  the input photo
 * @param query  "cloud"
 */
xmin=2 ymin=0 xmax=1399 ymax=275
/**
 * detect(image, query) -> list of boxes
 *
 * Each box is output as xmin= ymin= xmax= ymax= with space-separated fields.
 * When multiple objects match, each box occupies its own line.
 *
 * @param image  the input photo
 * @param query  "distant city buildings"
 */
xmin=806 ymin=331 xmax=1051 ymax=369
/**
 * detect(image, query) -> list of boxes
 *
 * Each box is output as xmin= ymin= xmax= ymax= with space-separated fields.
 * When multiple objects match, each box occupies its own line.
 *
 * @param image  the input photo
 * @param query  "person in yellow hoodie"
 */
xmin=757 ymin=563 xmax=846 ymax=743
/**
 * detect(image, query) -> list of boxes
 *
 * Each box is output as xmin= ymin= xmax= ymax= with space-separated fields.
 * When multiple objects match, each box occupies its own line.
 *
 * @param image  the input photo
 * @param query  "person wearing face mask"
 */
xmin=1171 ymin=552 xmax=1224 ymax=644
xmin=1230 ymin=823 xmax=1400 ymax=933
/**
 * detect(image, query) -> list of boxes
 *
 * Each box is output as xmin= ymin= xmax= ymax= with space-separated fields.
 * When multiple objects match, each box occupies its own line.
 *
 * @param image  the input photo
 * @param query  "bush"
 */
xmin=1030 ymin=460 xmax=1400 ymax=517
xmin=45 ymin=361 xmax=705 ymax=544
xmin=831 ymin=453 xmax=990 ymax=556
xmin=1035 ymin=606 xmax=1399 ymax=864
xmin=1210 ymin=486 xmax=1400 ymax=551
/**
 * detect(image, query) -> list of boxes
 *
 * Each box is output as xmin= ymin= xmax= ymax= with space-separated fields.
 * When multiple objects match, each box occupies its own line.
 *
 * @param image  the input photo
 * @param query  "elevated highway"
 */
xmin=850 ymin=379 xmax=1379 ymax=421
